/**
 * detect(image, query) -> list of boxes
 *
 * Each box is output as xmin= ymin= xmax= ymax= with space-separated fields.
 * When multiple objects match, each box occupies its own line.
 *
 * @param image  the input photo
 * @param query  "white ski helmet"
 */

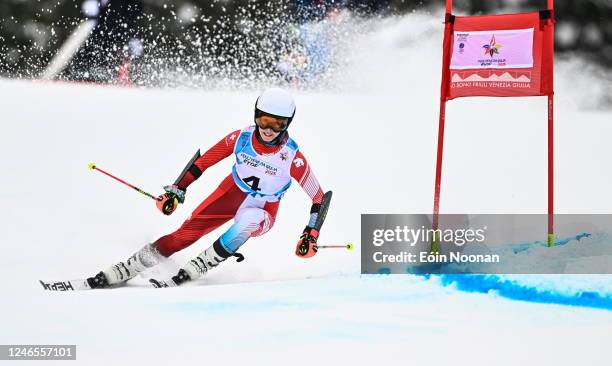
xmin=254 ymin=87 xmax=296 ymax=124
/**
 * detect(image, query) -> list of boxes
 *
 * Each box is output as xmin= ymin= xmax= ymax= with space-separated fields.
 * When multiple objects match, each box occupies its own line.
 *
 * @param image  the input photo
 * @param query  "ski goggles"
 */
xmin=256 ymin=115 xmax=289 ymax=133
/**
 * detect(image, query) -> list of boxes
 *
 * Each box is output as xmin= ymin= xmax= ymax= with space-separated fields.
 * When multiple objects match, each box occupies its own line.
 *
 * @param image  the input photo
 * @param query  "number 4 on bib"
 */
xmin=242 ymin=176 xmax=261 ymax=191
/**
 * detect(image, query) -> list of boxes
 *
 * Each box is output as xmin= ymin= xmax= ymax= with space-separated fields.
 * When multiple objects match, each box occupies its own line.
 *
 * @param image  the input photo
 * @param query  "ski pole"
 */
xmin=316 ymin=243 xmax=354 ymax=251
xmin=88 ymin=162 xmax=161 ymax=201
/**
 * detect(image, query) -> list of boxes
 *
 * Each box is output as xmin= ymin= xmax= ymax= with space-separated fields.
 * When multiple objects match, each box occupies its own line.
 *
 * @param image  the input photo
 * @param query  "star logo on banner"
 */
xmin=293 ymin=157 xmax=304 ymax=168
xmin=483 ymin=35 xmax=502 ymax=57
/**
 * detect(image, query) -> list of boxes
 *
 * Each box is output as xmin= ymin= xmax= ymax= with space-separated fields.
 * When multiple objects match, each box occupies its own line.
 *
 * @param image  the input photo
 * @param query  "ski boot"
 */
xmin=150 ymin=239 xmax=240 ymax=288
xmin=88 ymin=243 xmax=164 ymax=288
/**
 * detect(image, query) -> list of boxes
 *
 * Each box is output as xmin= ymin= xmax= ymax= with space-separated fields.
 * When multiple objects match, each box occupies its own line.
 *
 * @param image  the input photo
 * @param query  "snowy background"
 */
xmin=1 ymin=11 xmax=612 ymax=365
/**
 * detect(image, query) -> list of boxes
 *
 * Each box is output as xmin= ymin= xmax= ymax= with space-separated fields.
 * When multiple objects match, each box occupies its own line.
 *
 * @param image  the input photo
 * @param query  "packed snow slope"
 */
xmin=1 ymin=11 xmax=611 ymax=366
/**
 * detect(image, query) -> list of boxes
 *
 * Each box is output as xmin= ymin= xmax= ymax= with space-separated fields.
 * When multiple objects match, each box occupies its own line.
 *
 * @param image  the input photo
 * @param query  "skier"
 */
xmin=87 ymin=87 xmax=331 ymax=288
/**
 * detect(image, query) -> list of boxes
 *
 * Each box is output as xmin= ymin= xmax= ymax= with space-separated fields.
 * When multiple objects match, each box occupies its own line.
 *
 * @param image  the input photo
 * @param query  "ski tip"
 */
xmin=39 ymin=279 xmax=91 ymax=291
xmin=347 ymin=242 xmax=355 ymax=251
xmin=87 ymin=162 xmax=96 ymax=171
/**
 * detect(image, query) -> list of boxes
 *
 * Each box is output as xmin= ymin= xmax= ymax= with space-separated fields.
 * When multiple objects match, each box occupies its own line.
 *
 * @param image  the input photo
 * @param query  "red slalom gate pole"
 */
xmin=547 ymin=0 xmax=555 ymax=247
xmin=547 ymin=92 xmax=554 ymax=247
xmin=432 ymin=100 xmax=447 ymax=253
xmin=431 ymin=0 xmax=454 ymax=253
xmin=88 ymin=163 xmax=161 ymax=202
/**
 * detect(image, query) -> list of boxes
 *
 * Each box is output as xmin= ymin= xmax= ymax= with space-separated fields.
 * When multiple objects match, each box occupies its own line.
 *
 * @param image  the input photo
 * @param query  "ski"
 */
xmin=39 ymin=279 xmax=92 ymax=291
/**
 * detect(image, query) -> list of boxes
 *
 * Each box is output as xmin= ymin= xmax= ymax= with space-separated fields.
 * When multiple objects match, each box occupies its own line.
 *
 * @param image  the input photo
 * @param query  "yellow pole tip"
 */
xmin=547 ymin=234 xmax=555 ymax=247
xmin=87 ymin=163 xmax=96 ymax=170
xmin=347 ymin=243 xmax=354 ymax=251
